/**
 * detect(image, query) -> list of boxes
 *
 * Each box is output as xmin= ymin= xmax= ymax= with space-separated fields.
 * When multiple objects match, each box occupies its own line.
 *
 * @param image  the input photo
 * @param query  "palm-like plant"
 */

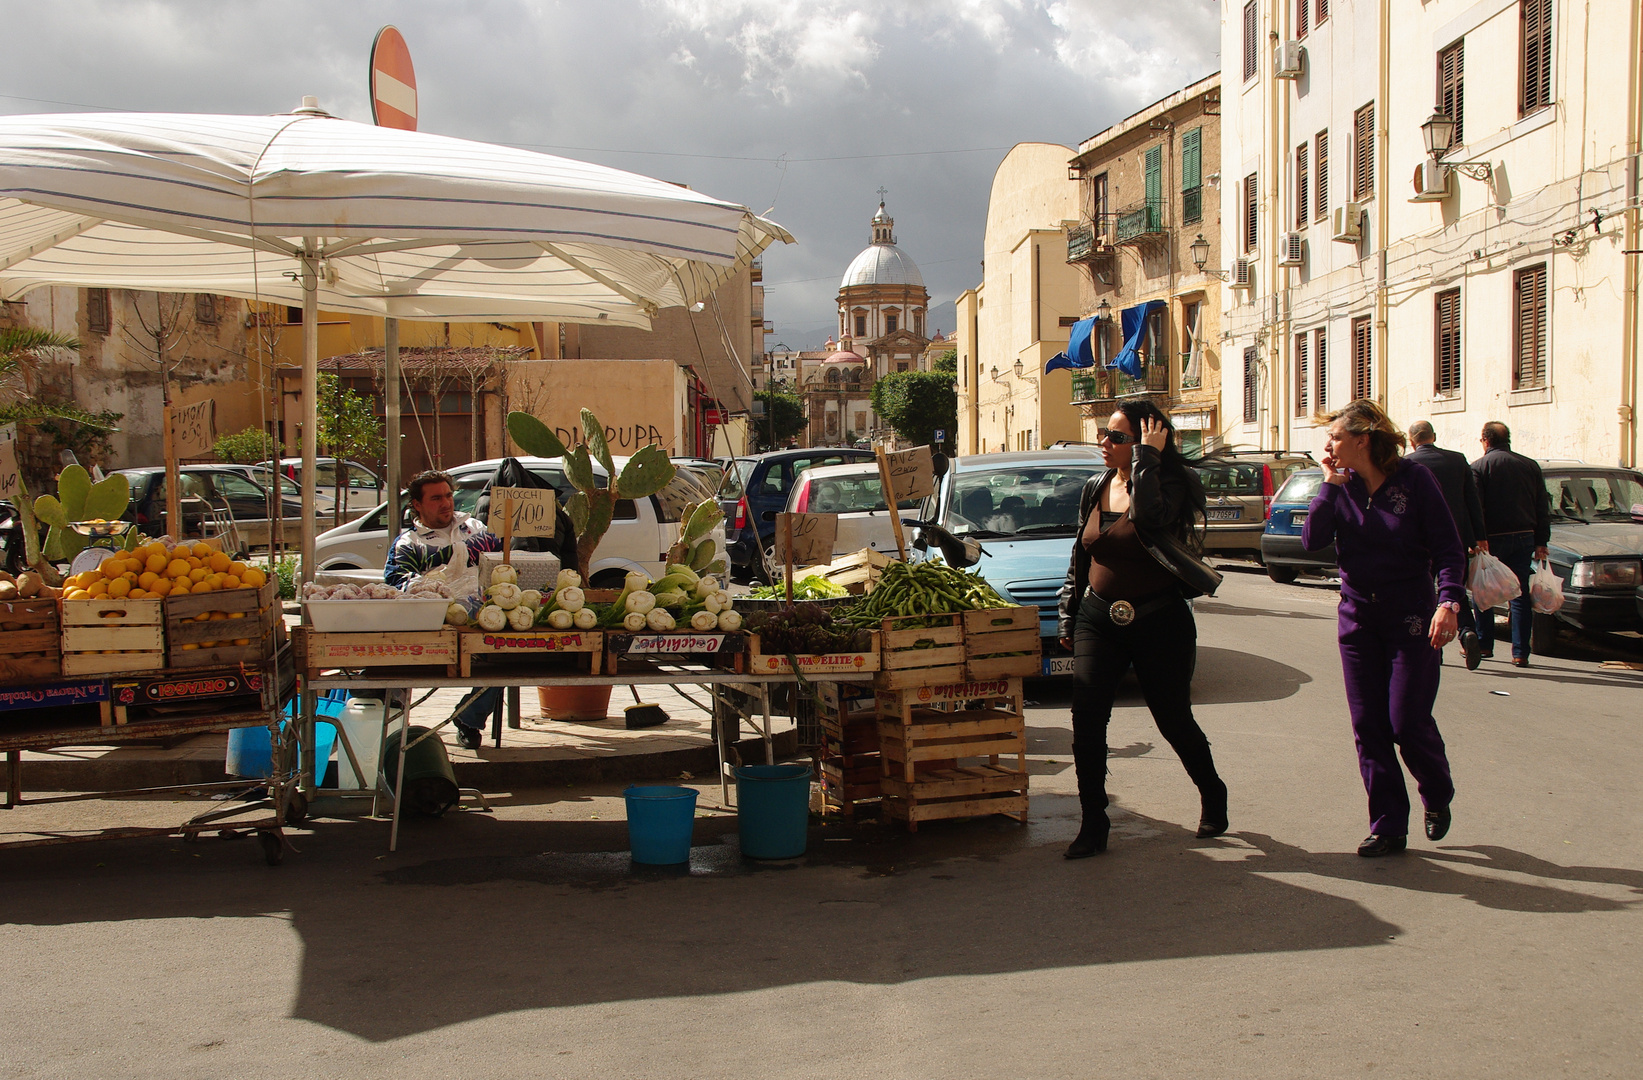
xmin=0 ymin=326 xmax=87 ymax=579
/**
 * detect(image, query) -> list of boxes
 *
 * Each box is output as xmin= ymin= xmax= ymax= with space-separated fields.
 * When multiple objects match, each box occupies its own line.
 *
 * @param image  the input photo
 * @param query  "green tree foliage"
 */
xmin=213 ymin=426 xmax=283 ymax=464
xmin=870 ymin=371 xmax=956 ymax=448
xmin=753 ymin=388 xmax=807 ymax=450
xmin=933 ymin=350 xmax=957 ymax=373
xmin=315 ymin=373 xmax=385 ymax=527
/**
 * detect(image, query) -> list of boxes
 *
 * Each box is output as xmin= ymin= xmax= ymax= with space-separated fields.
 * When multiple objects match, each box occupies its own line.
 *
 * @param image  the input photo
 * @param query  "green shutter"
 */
xmin=1145 ymin=146 xmax=1162 ymax=231
xmin=1181 ymin=128 xmax=1201 ymax=191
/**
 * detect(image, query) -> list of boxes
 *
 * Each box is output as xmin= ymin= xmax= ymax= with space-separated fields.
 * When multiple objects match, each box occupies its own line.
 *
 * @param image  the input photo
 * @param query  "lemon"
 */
xmin=97 ymin=556 xmax=124 ymax=578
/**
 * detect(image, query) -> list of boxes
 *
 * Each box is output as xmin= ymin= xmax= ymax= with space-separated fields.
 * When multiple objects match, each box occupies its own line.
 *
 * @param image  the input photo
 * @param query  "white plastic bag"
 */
xmin=1529 ymin=561 xmax=1565 ymax=614
xmin=1467 ymin=551 xmax=1523 ymax=611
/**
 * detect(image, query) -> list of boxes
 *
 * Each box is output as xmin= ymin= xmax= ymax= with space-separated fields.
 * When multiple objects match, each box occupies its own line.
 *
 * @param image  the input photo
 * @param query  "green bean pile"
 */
xmin=842 ymin=559 xmax=1010 ymax=628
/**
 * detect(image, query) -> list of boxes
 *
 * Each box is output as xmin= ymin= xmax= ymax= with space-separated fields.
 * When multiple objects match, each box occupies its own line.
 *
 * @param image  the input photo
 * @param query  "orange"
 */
xmin=87 ymin=580 xmax=109 ymax=597
xmin=232 ymin=638 xmax=251 ymax=647
xmin=241 ymin=567 xmax=268 ymax=588
xmin=147 ymin=578 xmax=172 ymax=597
xmin=193 ymin=581 xmax=215 ymax=593
xmin=207 ymin=551 xmax=231 ymax=573
xmin=166 ymin=559 xmax=191 ymax=579
xmin=145 ymin=553 xmax=169 ymax=574
xmin=128 ymin=589 xmax=148 ymax=600
xmin=137 ymin=572 xmax=158 ymax=590
xmin=106 ymin=578 xmax=131 ymax=598
xmin=64 ymin=588 xmax=89 ymax=601
xmin=170 ymin=581 xmax=190 ymax=595
xmin=97 ymin=556 xmax=123 ymax=578
xmin=210 ymin=611 xmax=229 ymax=621
xmin=221 ymin=575 xmax=240 ymax=589
xmin=188 ymin=567 xmax=208 ymax=583
xmin=229 ymin=561 xmax=249 ymax=578
xmin=191 ymin=542 xmax=213 ymax=559
xmin=186 ymin=556 xmax=202 ymax=570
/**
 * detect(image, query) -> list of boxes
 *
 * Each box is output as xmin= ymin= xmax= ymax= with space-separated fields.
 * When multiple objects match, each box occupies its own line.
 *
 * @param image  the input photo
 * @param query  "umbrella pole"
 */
xmin=300 ymin=246 xmax=319 ymax=587
xmin=385 ymin=318 xmax=401 ymax=544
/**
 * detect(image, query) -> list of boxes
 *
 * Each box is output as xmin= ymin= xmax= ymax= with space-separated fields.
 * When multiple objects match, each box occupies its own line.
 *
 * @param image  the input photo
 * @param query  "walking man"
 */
xmin=1470 ymin=423 xmax=1550 ymax=667
xmin=1407 ymin=421 xmax=1488 ymax=669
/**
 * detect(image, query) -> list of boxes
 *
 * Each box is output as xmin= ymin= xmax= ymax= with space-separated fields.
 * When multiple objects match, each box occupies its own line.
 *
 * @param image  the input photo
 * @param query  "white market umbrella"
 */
xmin=0 ymin=101 xmax=791 ymax=572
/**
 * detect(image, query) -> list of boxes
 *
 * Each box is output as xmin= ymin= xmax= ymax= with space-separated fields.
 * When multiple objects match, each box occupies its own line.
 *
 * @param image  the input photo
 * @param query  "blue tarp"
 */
xmin=1109 ymin=299 xmax=1165 ymax=378
xmin=1044 ymin=316 xmax=1097 ymax=372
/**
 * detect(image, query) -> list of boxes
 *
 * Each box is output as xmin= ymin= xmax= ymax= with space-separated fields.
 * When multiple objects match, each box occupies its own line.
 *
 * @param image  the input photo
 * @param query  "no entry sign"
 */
xmin=370 ymin=26 xmax=417 ymax=131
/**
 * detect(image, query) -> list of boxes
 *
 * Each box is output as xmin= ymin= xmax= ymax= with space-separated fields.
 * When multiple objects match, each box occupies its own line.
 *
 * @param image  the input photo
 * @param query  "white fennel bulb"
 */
xmin=476 ymin=605 xmax=508 ymax=631
xmin=556 ymin=569 xmax=582 ymax=590
xmin=717 ymin=610 xmax=743 ymax=631
xmin=507 ymin=606 xmax=535 ymax=631
xmin=625 ymin=591 xmax=656 ymax=614
xmin=623 ymin=611 xmax=647 ymax=632
xmin=556 ymin=586 xmax=585 ymax=612
xmin=646 ymin=608 xmax=676 ymax=631
xmin=690 ymin=610 xmax=719 ymax=631
xmin=546 ymin=608 xmax=574 ymax=630
xmin=572 ymin=607 xmax=599 ymax=630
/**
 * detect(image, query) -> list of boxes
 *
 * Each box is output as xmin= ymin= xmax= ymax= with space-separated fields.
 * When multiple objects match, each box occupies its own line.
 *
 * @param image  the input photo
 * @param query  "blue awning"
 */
xmin=1044 ymin=315 xmax=1097 ymax=373
xmin=1109 ymin=299 xmax=1165 ymax=379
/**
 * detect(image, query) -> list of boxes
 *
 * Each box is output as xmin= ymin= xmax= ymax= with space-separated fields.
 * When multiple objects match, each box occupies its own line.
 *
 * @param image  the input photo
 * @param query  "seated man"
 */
xmin=385 ymin=470 xmax=503 ymax=750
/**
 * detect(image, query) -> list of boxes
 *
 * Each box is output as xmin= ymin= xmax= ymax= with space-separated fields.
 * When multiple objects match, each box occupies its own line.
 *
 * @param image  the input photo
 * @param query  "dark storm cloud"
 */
xmin=0 ymin=1 xmax=1218 ymax=345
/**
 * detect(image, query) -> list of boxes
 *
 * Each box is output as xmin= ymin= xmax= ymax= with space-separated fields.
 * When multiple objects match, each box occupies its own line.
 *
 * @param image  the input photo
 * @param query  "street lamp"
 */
xmin=1420 ymin=111 xmax=1492 ymax=181
xmin=1094 ymin=297 xmax=1112 ymax=323
xmin=1188 ymin=233 xmax=1230 ymax=280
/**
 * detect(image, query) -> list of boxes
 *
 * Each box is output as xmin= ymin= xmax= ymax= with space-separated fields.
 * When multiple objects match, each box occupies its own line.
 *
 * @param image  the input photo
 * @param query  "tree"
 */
xmin=753 ymin=388 xmax=807 ymax=450
xmin=870 ymin=371 xmax=956 ymax=448
xmin=933 ymin=350 xmax=957 ymax=374
xmin=316 ymin=373 xmax=385 ymax=528
xmin=213 ymin=426 xmax=283 ymax=464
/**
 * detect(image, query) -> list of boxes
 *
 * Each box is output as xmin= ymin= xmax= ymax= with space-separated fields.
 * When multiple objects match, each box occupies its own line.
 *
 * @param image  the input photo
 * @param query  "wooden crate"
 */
xmin=165 ymin=579 xmax=281 ymax=669
xmin=605 ymin=630 xmax=747 ymax=673
xmin=876 ymin=676 xmax=1027 ymax=832
xmin=0 ymin=598 xmax=62 ymax=686
xmin=295 ymin=628 xmax=460 ymax=678
xmin=880 ymin=766 xmax=1028 ymax=828
xmin=814 ymin=678 xmax=882 ymax=819
xmin=874 ymin=614 xmax=965 ymax=689
xmin=962 ymin=606 xmax=1042 ymax=680
xmin=60 ymin=598 xmax=166 ymax=676
xmin=109 ymin=656 xmax=290 ymax=724
xmin=746 ymin=631 xmax=880 ymax=678
xmin=458 ymin=628 xmax=603 ymax=677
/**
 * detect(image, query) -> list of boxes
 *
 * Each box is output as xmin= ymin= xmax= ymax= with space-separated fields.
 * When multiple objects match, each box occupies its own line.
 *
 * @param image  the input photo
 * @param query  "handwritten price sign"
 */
xmin=775 ymin=511 xmax=838 ymax=568
xmin=0 ymin=437 xmax=18 ymax=500
xmin=883 ymin=445 xmax=936 ymax=502
xmin=487 ymin=486 xmax=556 ymax=538
xmin=170 ymin=400 xmax=215 ymax=458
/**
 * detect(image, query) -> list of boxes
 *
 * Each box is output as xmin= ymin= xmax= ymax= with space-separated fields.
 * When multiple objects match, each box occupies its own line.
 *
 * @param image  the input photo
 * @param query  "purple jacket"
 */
xmin=1302 ymin=460 xmax=1467 ymax=607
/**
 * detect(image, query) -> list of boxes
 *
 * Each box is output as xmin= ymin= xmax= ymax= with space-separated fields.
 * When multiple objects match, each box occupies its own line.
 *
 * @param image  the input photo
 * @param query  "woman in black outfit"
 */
xmin=1058 ymin=401 xmax=1228 ymax=858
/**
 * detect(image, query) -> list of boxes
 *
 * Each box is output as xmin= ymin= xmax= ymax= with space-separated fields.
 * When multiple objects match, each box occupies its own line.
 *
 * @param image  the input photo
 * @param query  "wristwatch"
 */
xmin=1437 ymin=600 xmax=1461 ymax=614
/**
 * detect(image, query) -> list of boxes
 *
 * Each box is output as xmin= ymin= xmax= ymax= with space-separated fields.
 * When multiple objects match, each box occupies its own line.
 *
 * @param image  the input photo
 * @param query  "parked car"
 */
xmin=782 ymin=462 xmax=922 ymax=564
xmin=670 ymin=457 xmax=725 ymax=492
xmin=910 ymin=448 xmax=1106 ymax=676
xmin=312 ymin=456 xmax=725 ymax=588
xmin=1531 ymin=463 xmax=1643 ymax=650
xmin=717 ymin=448 xmax=877 ymax=581
xmin=279 ymin=457 xmax=384 ymax=515
xmin=116 ymin=465 xmax=307 ymax=554
xmin=1259 ymin=468 xmax=1337 ymax=583
xmin=217 ymin=464 xmax=335 ymax=515
xmin=1193 ymin=449 xmax=1316 ymax=561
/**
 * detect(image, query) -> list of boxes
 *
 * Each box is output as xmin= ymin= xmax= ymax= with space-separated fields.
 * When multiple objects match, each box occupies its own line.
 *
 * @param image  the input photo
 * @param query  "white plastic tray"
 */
xmin=304 ymin=597 xmax=450 ymax=633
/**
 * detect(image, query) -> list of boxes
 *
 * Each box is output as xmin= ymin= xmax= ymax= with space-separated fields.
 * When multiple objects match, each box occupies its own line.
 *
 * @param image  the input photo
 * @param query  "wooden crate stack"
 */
xmin=60 ymin=598 xmax=166 ymax=675
xmin=962 ymin=606 xmax=1042 ymax=680
xmin=814 ymin=680 xmax=880 ymax=819
xmin=875 ymin=613 xmax=965 ymax=690
xmin=0 ymin=598 xmax=62 ymax=686
xmin=165 ymin=579 xmax=282 ymax=669
xmin=875 ymin=675 xmax=1029 ymax=832
xmin=295 ymin=627 xmax=461 ymax=679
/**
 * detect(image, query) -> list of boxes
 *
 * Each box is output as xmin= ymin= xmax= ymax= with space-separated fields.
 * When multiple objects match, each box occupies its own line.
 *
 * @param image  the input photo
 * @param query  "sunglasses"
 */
xmin=1097 ymin=429 xmax=1136 ymax=446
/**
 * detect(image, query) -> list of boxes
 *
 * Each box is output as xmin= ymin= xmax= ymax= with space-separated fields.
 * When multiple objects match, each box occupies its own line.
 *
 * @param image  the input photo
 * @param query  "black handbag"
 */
xmin=1132 ymin=522 xmax=1222 ymax=598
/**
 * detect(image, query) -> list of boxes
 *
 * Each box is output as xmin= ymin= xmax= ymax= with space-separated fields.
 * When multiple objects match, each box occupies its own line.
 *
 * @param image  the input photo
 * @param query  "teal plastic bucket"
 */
xmin=735 ymin=764 xmax=812 ymax=859
xmin=624 ymin=785 xmax=699 ymax=865
xmin=226 ymin=721 xmax=336 ymax=784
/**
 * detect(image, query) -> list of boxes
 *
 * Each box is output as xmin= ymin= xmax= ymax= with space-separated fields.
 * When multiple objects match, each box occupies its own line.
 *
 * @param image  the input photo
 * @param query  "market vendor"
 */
xmin=385 ymin=469 xmax=503 ymax=750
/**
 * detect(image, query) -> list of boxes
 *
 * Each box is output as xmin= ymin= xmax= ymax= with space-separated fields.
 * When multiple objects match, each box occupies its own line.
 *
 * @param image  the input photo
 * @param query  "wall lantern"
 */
xmin=1188 ymin=234 xmax=1230 ymax=280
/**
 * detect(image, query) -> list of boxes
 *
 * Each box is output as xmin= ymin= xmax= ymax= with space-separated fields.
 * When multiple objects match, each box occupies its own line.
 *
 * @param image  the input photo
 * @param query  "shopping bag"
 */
xmin=1529 ymin=561 xmax=1566 ymax=614
xmin=1467 ymin=551 xmax=1523 ymax=611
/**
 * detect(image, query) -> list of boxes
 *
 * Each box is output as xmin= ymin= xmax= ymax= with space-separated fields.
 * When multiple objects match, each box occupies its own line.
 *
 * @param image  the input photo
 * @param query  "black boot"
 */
xmin=1065 ymin=808 xmax=1110 ymax=859
xmin=1196 ymin=776 xmax=1229 ymax=838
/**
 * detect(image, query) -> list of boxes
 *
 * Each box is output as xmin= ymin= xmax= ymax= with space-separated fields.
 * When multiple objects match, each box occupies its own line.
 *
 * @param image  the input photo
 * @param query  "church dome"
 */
xmin=840 ymin=244 xmax=924 ymax=289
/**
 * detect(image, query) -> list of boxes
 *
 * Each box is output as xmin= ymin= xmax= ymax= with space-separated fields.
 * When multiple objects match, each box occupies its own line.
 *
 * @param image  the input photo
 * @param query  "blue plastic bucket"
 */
xmin=226 ymin=721 xmax=337 ymax=785
xmin=624 ymin=785 xmax=699 ymax=865
xmin=735 ymin=764 xmax=813 ymax=860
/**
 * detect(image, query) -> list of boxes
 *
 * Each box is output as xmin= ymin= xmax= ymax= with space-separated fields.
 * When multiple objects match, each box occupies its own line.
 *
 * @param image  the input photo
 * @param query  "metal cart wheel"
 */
xmin=258 ymin=830 xmax=284 ymax=866
xmin=284 ymin=788 xmax=308 ymax=825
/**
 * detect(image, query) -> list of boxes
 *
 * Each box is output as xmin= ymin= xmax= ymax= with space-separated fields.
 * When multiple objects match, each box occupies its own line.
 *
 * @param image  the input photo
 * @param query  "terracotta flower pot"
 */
xmin=537 ymin=684 xmax=613 ymax=722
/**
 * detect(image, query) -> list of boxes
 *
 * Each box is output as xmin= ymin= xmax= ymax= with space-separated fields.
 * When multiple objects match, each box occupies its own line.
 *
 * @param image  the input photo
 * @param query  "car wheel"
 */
xmin=1530 ymin=610 xmax=1563 ymax=657
xmin=590 ymin=569 xmax=627 ymax=590
xmin=1266 ymin=564 xmax=1300 ymax=584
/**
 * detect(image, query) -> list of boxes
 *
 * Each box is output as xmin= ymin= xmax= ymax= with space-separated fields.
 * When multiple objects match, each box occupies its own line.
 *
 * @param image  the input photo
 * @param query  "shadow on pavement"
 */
xmin=1194 ymin=600 xmax=1333 ymax=621
xmin=1028 ymin=648 xmax=1312 ymax=709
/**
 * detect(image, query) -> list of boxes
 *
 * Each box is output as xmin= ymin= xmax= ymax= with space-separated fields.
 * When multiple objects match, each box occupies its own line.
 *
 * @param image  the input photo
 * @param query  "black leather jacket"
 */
xmin=1057 ymin=444 xmax=1206 ymax=638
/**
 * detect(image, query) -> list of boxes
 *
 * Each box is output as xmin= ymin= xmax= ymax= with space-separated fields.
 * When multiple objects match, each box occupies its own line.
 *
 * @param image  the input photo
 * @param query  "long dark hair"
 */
xmin=1114 ymin=399 xmax=1207 ymax=546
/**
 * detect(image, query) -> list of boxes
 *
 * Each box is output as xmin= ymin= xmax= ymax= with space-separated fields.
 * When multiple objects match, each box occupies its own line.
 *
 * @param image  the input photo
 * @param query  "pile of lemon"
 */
xmin=62 ymin=542 xmax=269 ymax=602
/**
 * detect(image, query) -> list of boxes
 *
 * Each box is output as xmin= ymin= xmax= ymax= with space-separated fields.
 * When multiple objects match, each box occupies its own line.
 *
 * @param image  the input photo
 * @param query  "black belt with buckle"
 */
xmin=1084 ymin=588 xmax=1179 ymax=627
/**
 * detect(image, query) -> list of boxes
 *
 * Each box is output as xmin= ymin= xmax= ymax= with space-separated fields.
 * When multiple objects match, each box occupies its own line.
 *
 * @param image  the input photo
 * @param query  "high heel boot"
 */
xmin=1196 ymin=777 xmax=1229 ymax=838
xmin=1065 ymin=808 xmax=1110 ymax=859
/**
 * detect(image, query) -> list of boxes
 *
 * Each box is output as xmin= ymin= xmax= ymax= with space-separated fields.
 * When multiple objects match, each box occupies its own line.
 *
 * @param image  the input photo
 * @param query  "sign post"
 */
xmin=0 ymin=424 xmax=19 ymax=501
xmin=485 ymin=486 xmax=557 ymax=540
xmin=874 ymin=444 xmax=936 ymax=561
xmin=775 ymin=511 xmax=838 ymax=601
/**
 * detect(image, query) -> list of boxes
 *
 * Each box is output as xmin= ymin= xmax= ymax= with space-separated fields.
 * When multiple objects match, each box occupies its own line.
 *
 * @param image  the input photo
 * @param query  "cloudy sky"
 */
xmin=1 ymin=0 xmax=1219 ymax=347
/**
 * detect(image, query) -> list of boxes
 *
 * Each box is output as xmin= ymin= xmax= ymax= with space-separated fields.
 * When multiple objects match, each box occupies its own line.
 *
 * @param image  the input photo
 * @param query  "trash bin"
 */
xmin=734 ymin=764 xmax=812 ymax=860
xmin=623 ymin=785 xmax=699 ymax=865
xmin=381 ymin=725 xmax=460 ymax=817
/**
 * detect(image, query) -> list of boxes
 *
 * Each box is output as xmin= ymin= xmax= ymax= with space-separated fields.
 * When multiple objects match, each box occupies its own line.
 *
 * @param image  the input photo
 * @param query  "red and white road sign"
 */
xmin=370 ymin=26 xmax=417 ymax=131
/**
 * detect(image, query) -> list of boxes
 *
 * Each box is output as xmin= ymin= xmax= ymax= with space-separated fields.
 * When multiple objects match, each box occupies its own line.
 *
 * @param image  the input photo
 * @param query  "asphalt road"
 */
xmin=0 ymin=566 xmax=1638 ymax=1079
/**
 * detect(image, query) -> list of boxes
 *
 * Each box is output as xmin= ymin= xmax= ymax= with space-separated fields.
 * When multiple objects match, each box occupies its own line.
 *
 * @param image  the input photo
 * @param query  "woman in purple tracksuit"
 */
xmin=1302 ymin=400 xmax=1467 ymax=857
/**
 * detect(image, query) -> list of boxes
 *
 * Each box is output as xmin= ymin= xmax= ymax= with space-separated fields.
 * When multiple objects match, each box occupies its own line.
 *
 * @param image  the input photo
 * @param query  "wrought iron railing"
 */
xmin=1182 ymin=187 xmax=1203 ymax=225
xmin=1069 ymin=365 xmax=1170 ymax=404
xmin=1179 ymin=351 xmax=1201 ymax=389
xmin=1114 ymin=198 xmax=1165 ymax=244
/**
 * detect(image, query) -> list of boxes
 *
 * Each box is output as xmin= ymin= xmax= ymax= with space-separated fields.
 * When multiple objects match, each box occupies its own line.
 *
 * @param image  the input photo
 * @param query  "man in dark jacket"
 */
xmin=1470 ymin=422 xmax=1551 ymax=666
xmin=1407 ymin=421 xmax=1488 ymax=669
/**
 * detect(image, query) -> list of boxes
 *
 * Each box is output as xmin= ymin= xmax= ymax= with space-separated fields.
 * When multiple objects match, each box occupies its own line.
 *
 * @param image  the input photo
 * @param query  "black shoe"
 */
xmin=1357 ymin=834 xmax=1408 ymax=857
xmin=1197 ymin=782 xmax=1229 ymax=838
xmin=1460 ymin=630 xmax=1482 ymax=671
xmin=1425 ymin=807 xmax=1452 ymax=841
xmin=455 ymin=724 xmax=483 ymax=751
xmin=1064 ymin=813 xmax=1110 ymax=859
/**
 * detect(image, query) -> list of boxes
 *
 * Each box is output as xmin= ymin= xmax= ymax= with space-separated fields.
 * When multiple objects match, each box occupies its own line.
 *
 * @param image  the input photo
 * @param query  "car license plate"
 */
xmin=1291 ymin=510 xmax=1308 ymax=526
xmin=1206 ymin=508 xmax=1240 ymax=521
xmin=1041 ymin=655 xmax=1076 ymax=677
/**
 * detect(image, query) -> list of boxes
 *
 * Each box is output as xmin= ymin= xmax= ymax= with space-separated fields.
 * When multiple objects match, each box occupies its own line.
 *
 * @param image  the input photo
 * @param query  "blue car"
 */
xmin=717 ymin=448 xmax=877 ymax=582
xmin=911 ymin=449 xmax=1106 ymax=677
xmin=1260 ymin=468 xmax=1337 ymax=583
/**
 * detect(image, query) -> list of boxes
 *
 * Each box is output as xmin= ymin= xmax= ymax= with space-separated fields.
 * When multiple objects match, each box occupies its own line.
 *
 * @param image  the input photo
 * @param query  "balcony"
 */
xmin=1179 ymin=351 xmax=1202 ymax=390
xmin=1065 ymin=222 xmax=1115 ymax=264
xmin=1113 ymin=198 xmax=1165 ymax=245
xmin=1070 ymin=365 xmax=1170 ymax=405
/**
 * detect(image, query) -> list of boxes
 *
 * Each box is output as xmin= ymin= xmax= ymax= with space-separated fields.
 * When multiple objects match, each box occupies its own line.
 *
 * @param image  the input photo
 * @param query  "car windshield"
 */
xmin=719 ymin=459 xmax=756 ymax=500
xmin=1195 ymin=460 xmax=1265 ymax=496
xmin=1545 ymin=471 xmax=1643 ymax=523
xmin=655 ymin=472 xmax=717 ymax=522
xmin=943 ymin=466 xmax=1099 ymax=537
xmin=1276 ymin=470 xmax=1325 ymax=503
xmin=803 ymin=474 xmax=918 ymax=514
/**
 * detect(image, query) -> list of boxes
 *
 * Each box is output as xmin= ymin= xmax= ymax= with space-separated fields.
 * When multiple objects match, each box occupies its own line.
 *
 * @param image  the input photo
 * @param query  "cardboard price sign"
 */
xmin=882 ymin=445 xmax=936 ymax=502
xmin=170 ymin=400 xmax=216 ymax=458
xmin=775 ymin=512 xmax=837 ymax=568
xmin=486 ymin=487 xmax=556 ymax=538
xmin=0 ymin=438 xmax=18 ymax=500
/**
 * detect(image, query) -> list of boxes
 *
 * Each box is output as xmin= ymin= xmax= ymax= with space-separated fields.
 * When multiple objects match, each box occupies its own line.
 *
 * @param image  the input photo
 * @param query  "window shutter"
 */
xmin=1243 ymin=347 xmax=1259 ymax=423
xmin=1514 ymin=264 xmax=1548 ymax=388
xmin=1145 ymin=145 xmax=1163 ymax=228
xmin=1297 ymin=0 xmax=1309 ymax=36
xmin=1244 ymin=173 xmax=1259 ymax=253
xmin=1316 ymin=0 xmax=1328 ymax=24
xmin=1351 ymin=316 xmax=1372 ymax=400
xmin=1353 ymin=103 xmax=1375 ymax=200
xmin=1181 ymin=128 xmax=1201 ymax=192
xmin=1296 ymin=143 xmax=1309 ymax=227
xmin=1521 ymin=0 xmax=1552 ymax=113
xmin=1438 ymin=41 xmax=1465 ymax=147
xmin=1313 ymin=328 xmax=1328 ymax=409
xmin=1244 ymin=2 xmax=1259 ymax=81
xmin=1315 ymin=131 xmax=1329 ymax=220
xmin=1294 ymin=333 xmax=1309 ymax=416
xmin=1434 ymin=289 xmax=1462 ymax=395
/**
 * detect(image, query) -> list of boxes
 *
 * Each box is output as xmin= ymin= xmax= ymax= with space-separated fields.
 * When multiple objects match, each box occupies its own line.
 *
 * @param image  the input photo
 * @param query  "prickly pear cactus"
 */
xmin=34 ymin=465 xmax=130 ymax=562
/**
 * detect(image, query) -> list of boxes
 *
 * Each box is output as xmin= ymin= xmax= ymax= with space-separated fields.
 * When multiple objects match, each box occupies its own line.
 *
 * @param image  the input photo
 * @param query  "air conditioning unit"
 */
xmin=1279 ymin=232 xmax=1305 ymax=266
xmin=1231 ymin=258 xmax=1253 ymax=289
xmin=1332 ymin=203 xmax=1364 ymax=243
xmin=1409 ymin=159 xmax=1453 ymax=202
xmin=1273 ymin=41 xmax=1306 ymax=79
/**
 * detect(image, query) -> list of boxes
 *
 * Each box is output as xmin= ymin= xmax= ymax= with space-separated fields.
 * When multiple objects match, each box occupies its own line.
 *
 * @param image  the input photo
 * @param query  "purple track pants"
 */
xmin=1338 ymin=589 xmax=1455 ymax=838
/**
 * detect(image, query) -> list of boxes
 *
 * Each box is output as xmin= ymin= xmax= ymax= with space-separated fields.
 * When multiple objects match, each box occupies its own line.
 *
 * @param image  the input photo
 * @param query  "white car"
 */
xmin=779 ymin=461 xmax=923 ymax=566
xmin=279 ymin=457 xmax=385 ymax=516
xmin=312 ymin=456 xmax=726 ymax=587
